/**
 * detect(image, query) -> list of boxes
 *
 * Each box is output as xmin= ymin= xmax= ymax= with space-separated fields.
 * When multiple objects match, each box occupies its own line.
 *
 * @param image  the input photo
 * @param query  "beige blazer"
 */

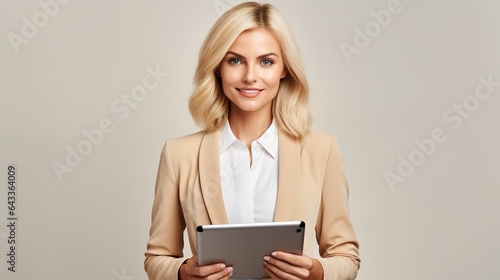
xmin=144 ymin=129 xmax=360 ymax=280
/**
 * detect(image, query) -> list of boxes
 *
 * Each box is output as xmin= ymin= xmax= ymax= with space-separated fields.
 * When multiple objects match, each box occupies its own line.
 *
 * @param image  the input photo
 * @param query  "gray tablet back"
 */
xmin=197 ymin=221 xmax=305 ymax=279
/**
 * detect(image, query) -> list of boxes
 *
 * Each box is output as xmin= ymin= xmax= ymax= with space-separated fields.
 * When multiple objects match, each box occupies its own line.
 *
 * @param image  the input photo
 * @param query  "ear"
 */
xmin=280 ymin=68 xmax=288 ymax=79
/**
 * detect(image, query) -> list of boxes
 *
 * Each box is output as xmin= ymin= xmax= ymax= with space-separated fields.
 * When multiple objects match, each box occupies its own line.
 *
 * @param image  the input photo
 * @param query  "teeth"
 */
xmin=240 ymin=90 xmax=259 ymax=93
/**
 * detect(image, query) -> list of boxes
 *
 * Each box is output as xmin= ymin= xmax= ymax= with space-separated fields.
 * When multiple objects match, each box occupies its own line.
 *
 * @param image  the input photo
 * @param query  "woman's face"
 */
xmin=219 ymin=28 xmax=287 ymax=117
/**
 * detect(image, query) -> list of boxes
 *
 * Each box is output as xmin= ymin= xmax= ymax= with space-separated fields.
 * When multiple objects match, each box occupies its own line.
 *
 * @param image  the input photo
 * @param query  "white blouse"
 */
xmin=219 ymin=120 xmax=279 ymax=224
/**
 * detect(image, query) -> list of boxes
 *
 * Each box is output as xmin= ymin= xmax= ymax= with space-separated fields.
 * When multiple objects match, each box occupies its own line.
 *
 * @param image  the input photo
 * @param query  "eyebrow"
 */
xmin=225 ymin=51 xmax=280 ymax=59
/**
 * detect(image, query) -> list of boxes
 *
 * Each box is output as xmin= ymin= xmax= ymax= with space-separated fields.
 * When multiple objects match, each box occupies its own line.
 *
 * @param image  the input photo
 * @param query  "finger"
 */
xmin=263 ymin=265 xmax=285 ymax=280
xmin=271 ymin=251 xmax=313 ymax=269
xmin=207 ymin=266 xmax=233 ymax=280
xmin=263 ymin=253 xmax=311 ymax=279
xmin=263 ymin=261 xmax=300 ymax=280
xmin=190 ymin=264 xmax=233 ymax=280
xmin=185 ymin=257 xmax=230 ymax=278
xmin=191 ymin=263 xmax=229 ymax=277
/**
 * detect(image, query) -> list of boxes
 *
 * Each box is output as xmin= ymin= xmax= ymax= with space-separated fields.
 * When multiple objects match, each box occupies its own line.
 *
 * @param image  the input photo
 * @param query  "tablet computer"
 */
xmin=196 ymin=221 xmax=305 ymax=279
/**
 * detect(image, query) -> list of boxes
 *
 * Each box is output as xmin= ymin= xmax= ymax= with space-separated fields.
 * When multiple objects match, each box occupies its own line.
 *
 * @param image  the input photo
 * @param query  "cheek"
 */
xmin=220 ymin=67 xmax=242 ymax=83
xmin=262 ymin=70 xmax=284 ymax=86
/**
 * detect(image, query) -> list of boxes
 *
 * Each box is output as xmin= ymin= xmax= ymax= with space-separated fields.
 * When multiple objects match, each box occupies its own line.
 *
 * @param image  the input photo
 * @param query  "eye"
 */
xmin=261 ymin=59 xmax=273 ymax=66
xmin=229 ymin=58 xmax=242 ymax=65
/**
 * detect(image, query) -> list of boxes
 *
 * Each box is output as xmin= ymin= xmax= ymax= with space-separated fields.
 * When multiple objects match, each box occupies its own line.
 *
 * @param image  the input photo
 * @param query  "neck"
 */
xmin=228 ymin=106 xmax=273 ymax=146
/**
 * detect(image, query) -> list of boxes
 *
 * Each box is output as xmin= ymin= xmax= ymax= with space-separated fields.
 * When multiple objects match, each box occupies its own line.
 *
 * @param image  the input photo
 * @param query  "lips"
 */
xmin=236 ymin=87 xmax=263 ymax=98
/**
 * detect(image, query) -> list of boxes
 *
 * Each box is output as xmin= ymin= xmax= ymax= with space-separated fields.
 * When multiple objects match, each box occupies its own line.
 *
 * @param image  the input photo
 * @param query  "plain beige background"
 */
xmin=1 ymin=0 xmax=499 ymax=279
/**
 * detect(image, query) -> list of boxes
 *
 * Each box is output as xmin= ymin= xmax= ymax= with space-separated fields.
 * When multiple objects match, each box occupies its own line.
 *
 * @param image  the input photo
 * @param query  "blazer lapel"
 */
xmin=199 ymin=130 xmax=229 ymax=224
xmin=273 ymin=130 xmax=301 ymax=221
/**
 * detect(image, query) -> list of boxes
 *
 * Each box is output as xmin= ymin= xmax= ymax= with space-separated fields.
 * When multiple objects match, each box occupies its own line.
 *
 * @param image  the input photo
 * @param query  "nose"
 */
xmin=243 ymin=64 xmax=257 ymax=83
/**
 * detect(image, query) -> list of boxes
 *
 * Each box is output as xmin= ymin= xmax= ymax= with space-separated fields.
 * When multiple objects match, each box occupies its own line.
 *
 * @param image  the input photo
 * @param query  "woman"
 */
xmin=144 ymin=2 xmax=360 ymax=279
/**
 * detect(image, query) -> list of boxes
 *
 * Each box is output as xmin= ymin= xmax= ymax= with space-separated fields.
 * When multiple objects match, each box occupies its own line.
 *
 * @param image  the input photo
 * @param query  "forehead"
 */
xmin=228 ymin=28 xmax=281 ymax=55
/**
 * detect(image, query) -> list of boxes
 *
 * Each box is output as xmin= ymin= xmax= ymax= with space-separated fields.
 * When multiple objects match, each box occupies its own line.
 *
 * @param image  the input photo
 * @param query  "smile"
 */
xmin=237 ymin=88 xmax=263 ymax=97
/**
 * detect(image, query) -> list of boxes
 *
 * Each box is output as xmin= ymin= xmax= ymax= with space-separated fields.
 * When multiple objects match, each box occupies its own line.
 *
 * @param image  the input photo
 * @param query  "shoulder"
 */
xmin=296 ymin=130 xmax=344 ymax=162
xmin=160 ymin=130 xmax=208 ymax=162
xmin=165 ymin=130 xmax=206 ymax=149
xmin=279 ymin=129 xmax=339 ymax=152
xmin=299 ymin=130 xmax=338 ymax=149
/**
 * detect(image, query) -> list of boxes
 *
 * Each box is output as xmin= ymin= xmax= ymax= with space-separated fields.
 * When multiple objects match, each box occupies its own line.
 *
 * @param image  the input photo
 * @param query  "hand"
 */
xmin=263 ymin=251 xmax=323 ymax=280
xmin=178 ymin=256 xmax=233 ymax=280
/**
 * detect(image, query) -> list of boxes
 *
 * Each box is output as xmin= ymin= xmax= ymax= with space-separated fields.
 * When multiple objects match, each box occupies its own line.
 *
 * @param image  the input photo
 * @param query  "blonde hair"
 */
xmin=189 ymin=2 xmax=311 ymax=138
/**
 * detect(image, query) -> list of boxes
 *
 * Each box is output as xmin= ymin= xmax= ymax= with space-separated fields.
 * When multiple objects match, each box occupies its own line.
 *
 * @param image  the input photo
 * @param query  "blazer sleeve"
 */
xmin=315 ymin=136 xmax=361 ymax=280
xmin=144 ymin=140 xmax=188 ymax=280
